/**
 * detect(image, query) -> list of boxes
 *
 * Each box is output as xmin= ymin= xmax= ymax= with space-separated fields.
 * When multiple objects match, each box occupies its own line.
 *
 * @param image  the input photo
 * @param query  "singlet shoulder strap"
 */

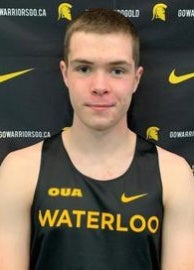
xmin=42 ymin=131 xmax=63 ymax=151
xmin=135 ymin=134 xmax=158 ymax=156
xmin=37 ymin=132 xmax=65 ymax=182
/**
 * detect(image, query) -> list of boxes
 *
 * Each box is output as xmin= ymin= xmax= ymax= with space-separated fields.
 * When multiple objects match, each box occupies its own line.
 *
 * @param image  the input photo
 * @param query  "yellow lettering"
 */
xmin=56 ymin=209 xmax=73 ymax=227
xmin=73 ymin=210 xmax=86 ymax=227
xmin=147 ymin=216 xmax=159 ymax=233
xmin=87 ymin=211 xmax=99 ymax=229
xmin=60 ymin=188 xmax=71 ymax=197
xmin=71 ymin=188 xmax=83 ymax=197
xmin=48 ymin=187 xmax=83 ymax=197
xmin=130 ymin=214 xmax=146 ymax=233
xmin=48 ymin=188 xmax=59 ymax=197
xmin=39 ymin=209 xmax=59 ymax=227
xmin=38 ymin=208 xmax=160 ymax=234
xmin=116 ymin=214 xmax=128 ymax=232
xmin=101 ymin=212 xmax=114 ymax=230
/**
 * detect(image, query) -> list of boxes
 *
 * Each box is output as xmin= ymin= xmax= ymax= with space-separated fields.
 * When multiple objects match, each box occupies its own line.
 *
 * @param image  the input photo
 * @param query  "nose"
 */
xmin=91 ymin=71 xmax=109 ymax=96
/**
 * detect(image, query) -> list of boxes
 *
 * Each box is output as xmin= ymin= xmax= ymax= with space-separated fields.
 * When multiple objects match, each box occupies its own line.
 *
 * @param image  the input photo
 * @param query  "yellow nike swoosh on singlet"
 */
xmin=169 ymin=69 xmax=194 ymax=84
xmin=121 ymin=193 xmax=148 ymax=203
xmin=0 ymin=68 xmax=34 ymax=83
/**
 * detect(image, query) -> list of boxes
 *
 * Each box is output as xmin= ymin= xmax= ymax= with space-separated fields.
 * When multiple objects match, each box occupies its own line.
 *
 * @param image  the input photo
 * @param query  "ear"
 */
xmin=133 ymin=66 xmax=144 ymax=93
xmin=60 ymin=60 xmax=69 ymax=88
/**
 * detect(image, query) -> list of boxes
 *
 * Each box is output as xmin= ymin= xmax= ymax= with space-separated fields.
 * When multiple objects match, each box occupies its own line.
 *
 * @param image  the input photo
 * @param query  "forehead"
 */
xmin=68 ymin=31 xmax=134 ymax=62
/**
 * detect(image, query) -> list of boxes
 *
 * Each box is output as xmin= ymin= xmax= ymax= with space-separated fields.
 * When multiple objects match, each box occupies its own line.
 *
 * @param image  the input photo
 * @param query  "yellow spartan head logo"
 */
xmin=152 ymin=3 xmax=167 ymax=21
xmin=58 ymin=3 xmax=72 ymax=21
xmin=146 ymin=126 xmax=160 ymax=141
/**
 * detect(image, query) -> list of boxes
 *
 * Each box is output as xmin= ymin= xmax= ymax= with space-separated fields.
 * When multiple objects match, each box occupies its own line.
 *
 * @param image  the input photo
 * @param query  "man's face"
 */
xmin=60 ymin=31 xmax=143 ymax=131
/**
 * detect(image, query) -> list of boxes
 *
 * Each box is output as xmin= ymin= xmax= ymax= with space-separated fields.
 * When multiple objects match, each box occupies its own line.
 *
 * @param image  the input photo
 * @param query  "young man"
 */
xmin=0 ymin=8 xmax=194 ymax=270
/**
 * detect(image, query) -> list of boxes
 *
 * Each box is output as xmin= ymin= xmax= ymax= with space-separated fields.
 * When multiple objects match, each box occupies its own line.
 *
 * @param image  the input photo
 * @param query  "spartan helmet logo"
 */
xmin=146 ymin=126 xmax=160 ymax=141
xmin=152 ymin=3 xmax=167 ymax=21
xmin=58 ymin=3 xmax=72 ymax=21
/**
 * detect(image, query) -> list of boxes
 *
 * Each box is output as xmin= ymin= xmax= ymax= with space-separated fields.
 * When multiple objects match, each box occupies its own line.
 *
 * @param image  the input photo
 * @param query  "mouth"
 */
xmin=85 ymin=103 xmax=115 ymax=111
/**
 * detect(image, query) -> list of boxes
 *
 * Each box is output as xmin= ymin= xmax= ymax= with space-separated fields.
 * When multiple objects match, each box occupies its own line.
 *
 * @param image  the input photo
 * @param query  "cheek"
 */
xmin=67 ymin=73 xmax=85 ymax=91
xmin=68 ymin=82 xmax=86 ymax=109
xmin=116 ymin=84 xmax=134 ymax=110
xmin=116 ymin=81 xmax=134 ymax=99
xmin=121 ymin=94 xmax=133 ymax=109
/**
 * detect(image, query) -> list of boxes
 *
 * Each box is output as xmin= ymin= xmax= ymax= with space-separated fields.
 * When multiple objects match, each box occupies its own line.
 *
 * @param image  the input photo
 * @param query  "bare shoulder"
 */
xmin=1 ymin=141 xmax=43 ymax=174
xmin=0 ymin=141 xmax=43 ymax=204
xmin=157 ymin=149 xmax=194 ymax=270
xmin=157 ymin=146 xmax=192 ymax=175
xmin=156 ymin=146 xmax=194 ymax=204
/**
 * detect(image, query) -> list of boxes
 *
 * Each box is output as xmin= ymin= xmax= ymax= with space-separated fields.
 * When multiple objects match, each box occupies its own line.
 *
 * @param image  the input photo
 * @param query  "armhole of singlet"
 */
xmin=155 ymin=145 xmax=164 ymax=209
xmin=30 ymin=133 xmax=61 ymax=212
xmin=136 ymin=134 xmax=164 ymax=208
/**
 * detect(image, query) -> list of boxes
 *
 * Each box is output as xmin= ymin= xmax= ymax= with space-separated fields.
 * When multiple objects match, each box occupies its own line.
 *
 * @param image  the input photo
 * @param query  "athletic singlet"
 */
xmin=30 ymin=132 xmax=163 ymax=270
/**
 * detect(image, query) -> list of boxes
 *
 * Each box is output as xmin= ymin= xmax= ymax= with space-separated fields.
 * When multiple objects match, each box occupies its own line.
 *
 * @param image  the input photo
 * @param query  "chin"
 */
xmin=85 ymin=120 xmax=118 ymax=132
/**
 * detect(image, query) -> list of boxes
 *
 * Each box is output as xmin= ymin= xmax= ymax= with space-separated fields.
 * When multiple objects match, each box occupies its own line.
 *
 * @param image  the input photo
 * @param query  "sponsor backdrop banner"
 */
xmin=0 ymin=1 xmax=193 ymax=174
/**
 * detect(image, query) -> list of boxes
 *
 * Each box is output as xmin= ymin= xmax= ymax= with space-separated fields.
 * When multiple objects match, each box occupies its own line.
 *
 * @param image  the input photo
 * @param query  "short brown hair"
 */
xmin=63 ymin=8 xmax=140 ymax=67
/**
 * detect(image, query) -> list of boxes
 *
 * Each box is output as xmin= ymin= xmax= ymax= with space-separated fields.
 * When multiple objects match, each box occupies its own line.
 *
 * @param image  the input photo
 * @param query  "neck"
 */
xmin=63 ymin=121 xmax=135 ymax=157
xmin=62 ymin=123 xmax=137 ymax=180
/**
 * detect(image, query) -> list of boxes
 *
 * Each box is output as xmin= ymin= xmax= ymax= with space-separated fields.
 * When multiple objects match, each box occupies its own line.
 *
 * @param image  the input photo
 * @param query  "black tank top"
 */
xmin=30 ymin=132 xmax=163 ymax=270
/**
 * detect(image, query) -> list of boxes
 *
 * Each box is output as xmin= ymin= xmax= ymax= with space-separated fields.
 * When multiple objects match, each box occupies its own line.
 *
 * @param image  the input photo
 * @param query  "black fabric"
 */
xmin=30 ymin=132 xmax=163 ymax=270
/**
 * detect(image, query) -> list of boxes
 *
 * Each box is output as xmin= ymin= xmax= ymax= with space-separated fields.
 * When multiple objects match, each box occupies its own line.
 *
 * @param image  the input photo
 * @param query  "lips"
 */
xmin=85 ymin=103 xmax=115 ymax=111
xmin=88 ymin=104 xmax=113 ymax=107
xmin=85 ymin=102 xmax=115 ymax=107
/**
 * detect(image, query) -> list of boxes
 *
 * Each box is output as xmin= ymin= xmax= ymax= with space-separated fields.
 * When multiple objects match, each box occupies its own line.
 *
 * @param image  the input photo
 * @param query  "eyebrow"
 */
xmin=70 ymin=59 xmax=93 ymax=66
xmin=70 ymin=59 xmax=132 ymax=67
xmin=108 ymin=61 xmax=132 ymax=67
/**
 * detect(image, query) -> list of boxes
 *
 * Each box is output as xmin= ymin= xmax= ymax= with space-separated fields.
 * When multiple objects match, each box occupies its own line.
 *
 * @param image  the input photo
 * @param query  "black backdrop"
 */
xmin=0 ymin=1 xmax=193 ymax=175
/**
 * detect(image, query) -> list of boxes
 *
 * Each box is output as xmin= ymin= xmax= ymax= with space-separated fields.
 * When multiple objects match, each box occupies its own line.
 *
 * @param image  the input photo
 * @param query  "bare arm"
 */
xmin=158 ymin=147 xmax=194 ymax=270
xmin=0 ymin=144 xmax=41 ymax=269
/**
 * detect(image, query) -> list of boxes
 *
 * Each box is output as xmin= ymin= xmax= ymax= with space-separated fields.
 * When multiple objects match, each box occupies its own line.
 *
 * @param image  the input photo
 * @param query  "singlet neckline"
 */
xmin=59 ymin=132 xmax=140 ymax=183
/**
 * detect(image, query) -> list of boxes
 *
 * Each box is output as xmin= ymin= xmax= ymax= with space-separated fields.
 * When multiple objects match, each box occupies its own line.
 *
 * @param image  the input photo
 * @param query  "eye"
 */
xmin=111 ymin=68 xmax=126 ymax=76
xmin=76 ymin=65 xmax=91 ymax=74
